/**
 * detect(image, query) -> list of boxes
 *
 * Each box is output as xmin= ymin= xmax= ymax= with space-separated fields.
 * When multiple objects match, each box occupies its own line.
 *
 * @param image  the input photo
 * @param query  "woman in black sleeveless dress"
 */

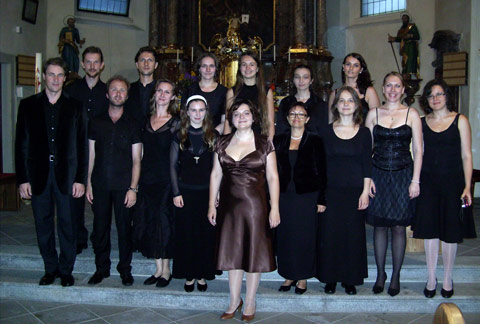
xmin=170 ymin=95 xmax=218 ymax=292
xmin=365 ymin=72 xmax=423 ymax=296
xmin=224 ymin=51 xmax=275 ymax=139
xmin=134 ymin=79 xmax=179 ymax=288
xmin=276 ymin=64 xmax=329 ymax=136
xmin=413 ymin=79 xmax=474 ymax=298
xmin=329 ymin=53 xmax=380 ymax=124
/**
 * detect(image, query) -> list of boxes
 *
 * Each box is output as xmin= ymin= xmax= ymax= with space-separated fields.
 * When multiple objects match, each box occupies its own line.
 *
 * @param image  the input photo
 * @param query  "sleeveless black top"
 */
xmin=373 ymin=108 xmax=413 ymax=171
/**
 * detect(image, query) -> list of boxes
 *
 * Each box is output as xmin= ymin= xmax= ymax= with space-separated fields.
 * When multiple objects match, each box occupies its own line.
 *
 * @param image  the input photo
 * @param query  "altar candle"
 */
xmin=208 ymin=46 xmax=211 ymax=52
xmin=288 ymin=47 xmax=291 ymax=63
xmin=176 ymin=49 xmax=179 ymax=63
xmin=259 ymin=44 xmax=262 ymax=61
xmin=191 ymin=47 xmax=194 ymax=63
xmin=35 ymin=53 xmax=42 ymax=94
xmin=273 ymin=45 xmax=276 ymax=62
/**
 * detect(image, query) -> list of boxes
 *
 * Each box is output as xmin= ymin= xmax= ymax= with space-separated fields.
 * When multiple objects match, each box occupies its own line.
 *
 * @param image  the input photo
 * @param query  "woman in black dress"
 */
xmin=224 ymin=51 xmax=275 ymax=139
xmin=181 ymin=53 xmax=228 ymax=132
xmin=171 ymin=95 xmax=218 ymax=292
xmin=365 ymin=72 xmax=423 ymax=296
xmin=276 ymin=64 xmax=329 ymax=135
xmin=413 ymin=79 xmax=474 ymax=298
xmin=328 ymin=53 xmax=380 ymax=124
xmin=208 ymin=99 xmax=280 ymax=321
xmin=134 ymin=79 xmax=179 ymax=288
xmin=274 ymin=101 xmax=326 ymax=294
xmin=317 ymin=86 xmax=372 ymax=295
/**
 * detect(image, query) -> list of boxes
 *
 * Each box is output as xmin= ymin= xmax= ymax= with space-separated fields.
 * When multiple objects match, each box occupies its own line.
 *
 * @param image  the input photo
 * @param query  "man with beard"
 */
xmin=86 ymin=76 xmax=142 ymax=286
xmin=15 ymin=57 xmax=87 ymax=287
xmin=125 ymin=46 xmax=159 ymax=125
xmin=388 ymin=13 xmax=420 ymax=79
xmin=65 ymin=46 xmax=108 ymax=255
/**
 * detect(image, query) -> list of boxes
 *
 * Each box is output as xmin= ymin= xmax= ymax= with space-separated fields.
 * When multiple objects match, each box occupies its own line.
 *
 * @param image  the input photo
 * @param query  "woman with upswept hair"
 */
xmin=224 ymin=51 xmax=275 ymax=139
xmin=170 ymin=95 xmax=218 ymax=292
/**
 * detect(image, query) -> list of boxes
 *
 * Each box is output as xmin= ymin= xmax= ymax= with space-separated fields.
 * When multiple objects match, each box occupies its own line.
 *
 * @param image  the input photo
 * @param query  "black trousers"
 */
xmin=31 ymin=164 xmax=76 ymax=275
xmin=73 ymin=195 xmax=88 ymax=246
xmin=90 ymin=186 xmax=133 ymax=275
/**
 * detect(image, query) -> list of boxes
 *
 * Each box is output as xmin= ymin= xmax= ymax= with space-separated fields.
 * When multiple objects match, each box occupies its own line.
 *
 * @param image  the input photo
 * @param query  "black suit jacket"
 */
xmin=273 ymin=131 xmax=326 ymax=205
xmin=15 ymin=91 xmax=88 ymax=195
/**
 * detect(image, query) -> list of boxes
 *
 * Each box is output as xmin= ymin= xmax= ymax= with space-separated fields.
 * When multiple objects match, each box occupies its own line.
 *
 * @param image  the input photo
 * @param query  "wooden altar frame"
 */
xmin=198 ymin=0 xmax=276 ymax=52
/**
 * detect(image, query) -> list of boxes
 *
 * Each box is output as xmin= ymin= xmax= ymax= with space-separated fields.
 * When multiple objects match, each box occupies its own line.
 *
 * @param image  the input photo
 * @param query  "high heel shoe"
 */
xmin=423 ymin=279 xmax=437 ymax=298
xmin=387 ymin=286 xmax=400 ymax=297
xmin=220 ymin=299 xmax=243 ymax=320
xmin=278 ymin=280 xmax=297 ymax=292
xmin=184 ymin=282 xmax=194 ymax=292
xmin=295 ymin=283 xmax=307 ymax=295
xmin=341 ymin=283 xmax=357 ymax=295
xmin=372 ymin=272 xmax=387 ymax=294
xmin=241 ymin=312 xmax=255 ymax=322
xmin=197 ymin=281 xmax=208 ymax=292
xmin=441 ymin=281 xmax=454 ymax=298
xmin=324 ymin=282 xmax=336 ymax=294
xmin=156 ymin=275 xmax=172 ymax=288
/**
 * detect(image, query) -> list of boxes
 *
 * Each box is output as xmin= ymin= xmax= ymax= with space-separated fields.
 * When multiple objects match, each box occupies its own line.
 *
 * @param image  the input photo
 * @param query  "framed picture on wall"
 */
xmin=22 ymin=0 xmax=39 ymax=24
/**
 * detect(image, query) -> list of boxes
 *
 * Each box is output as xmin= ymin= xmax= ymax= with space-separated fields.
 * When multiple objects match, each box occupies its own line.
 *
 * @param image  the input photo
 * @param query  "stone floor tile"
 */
xmin=407 ymin=314 xmax=433 ymax=324
xmin=253 ymin=313 xmax=315 ymax=323
xmin=103 ymin=308 xmax=171 ymax=324
xmin=17 ymin=299 xmax=71 ymax=313
xmin=296 ymin=312 xmax=353 ymax=323
xmin=0 ymin=314 xmax=43 ymax=324
xmin=462 ymin=312 xmax=480 ymax=323
xmin=175 ymin=311 xmax=244 ymax=324
xmin=80 ymin=304 xmax=138 ymax=318
xmin=76 ymin=319 xmax=109 ymax=324
xmin=34 ymin=304 xmax=99 ymax=324
xmin=333 ymin=313 xmax=392 ymax=324
xmin=0 ymin=299 xmax=28 ymax=319
xmin=149 ymin=308 xmax=208 ymax=322
xmin=367 ymin=313 xmax=427 ymax=324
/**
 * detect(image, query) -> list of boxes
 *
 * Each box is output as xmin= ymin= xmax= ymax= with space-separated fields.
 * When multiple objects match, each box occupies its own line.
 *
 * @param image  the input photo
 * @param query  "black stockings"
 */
xmin=373 ymin=226 xmax=406 ymax=290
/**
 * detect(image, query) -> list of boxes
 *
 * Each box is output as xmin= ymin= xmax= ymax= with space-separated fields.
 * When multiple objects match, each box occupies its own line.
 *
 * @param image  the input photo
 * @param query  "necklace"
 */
xmin=291 ymin=135 xmax=302 ymax=140
xmin=234 ymin=130 xmax=253 ymax=140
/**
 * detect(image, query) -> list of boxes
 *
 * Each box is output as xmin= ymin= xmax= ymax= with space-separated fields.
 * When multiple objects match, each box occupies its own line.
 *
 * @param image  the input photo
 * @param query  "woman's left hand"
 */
xmin=408 ymin=182 xmax=420 ymax=199
xmin=317 ymin=205 xmax=326 ymax=213
xmin=461 ymin=188 xmax=472 ymax=207
xmin=358 ymin=192 xmax=370 ymax=210
xmin=269 ymin=209 xmax=280 ymax=228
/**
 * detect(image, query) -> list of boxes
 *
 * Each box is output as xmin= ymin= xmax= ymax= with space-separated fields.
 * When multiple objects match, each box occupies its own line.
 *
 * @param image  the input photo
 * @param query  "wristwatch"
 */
xmin=128 ymin=187 xmax=138 ymax=193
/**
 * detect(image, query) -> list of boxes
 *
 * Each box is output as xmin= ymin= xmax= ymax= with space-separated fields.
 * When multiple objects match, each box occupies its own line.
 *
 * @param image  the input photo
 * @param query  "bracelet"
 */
xmin=411 ymin=180 xmax=420 ymax=184
xmin=128 ymin=187 xmax=138 ymax=193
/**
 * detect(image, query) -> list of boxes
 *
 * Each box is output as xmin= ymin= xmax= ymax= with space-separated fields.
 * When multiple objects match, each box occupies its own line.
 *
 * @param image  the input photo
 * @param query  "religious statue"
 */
xmin=388 ymin=14 xmax=420 ymax=79
xmin=58 ymin=17 xmax=85 ymax=74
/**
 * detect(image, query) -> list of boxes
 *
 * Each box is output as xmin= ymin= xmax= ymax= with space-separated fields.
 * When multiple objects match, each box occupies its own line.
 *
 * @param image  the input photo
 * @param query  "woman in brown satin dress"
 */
xmin=208 ymin=99 xmax=280 ymax=322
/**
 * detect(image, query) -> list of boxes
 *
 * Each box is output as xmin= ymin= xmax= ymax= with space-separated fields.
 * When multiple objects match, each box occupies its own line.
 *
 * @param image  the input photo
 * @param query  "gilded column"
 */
xmin=149 ymin=0 xmax=159 ymax=47
xmin=316 ymin=0 xmax=327 ymax=48
xmin=294 ymin=0 xmax=306 ymax=46
xmin=166 ymin=0 xmax=178 ymax=46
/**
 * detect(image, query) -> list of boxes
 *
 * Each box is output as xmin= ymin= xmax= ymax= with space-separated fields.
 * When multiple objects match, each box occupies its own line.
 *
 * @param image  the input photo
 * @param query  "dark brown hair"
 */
xmin=227 ymin=99 xmax=261 ymax=132
xmin=106 ymin=75 xmax=130 ymax=92
xmin=420 ymin=79 xmax=454 ymax=114
xmin=179 ymin=98 xmax=216 ymax=151
xmin=331 ymin=86 xmax=363 ymax=125
xmin=195 ymin=52 xmax=220 ymax=79
xmin=150 ymin=79 xmax=177 ymax=115
xmin=43 ymin=57 xmax=67 ymax=74
xmin=134 ymin=46 xmax=158 ymax=63
xmin=82 ymin=46 xmax=104 ymax=62
xmin=341 ymin=53 xmax=373 ymax=95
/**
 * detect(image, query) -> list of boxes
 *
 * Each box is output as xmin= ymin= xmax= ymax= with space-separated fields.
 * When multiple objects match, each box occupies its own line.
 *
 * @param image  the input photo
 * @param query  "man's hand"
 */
xmin=72 ymin=183 xmax=85 ymax=198
xmin=19 ymin=183 xmax=32 ymax=199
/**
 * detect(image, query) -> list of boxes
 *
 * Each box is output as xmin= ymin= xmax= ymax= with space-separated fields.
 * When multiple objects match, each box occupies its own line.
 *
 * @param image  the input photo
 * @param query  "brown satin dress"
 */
xmin=215 ymin=132 xmax=277 ymax=273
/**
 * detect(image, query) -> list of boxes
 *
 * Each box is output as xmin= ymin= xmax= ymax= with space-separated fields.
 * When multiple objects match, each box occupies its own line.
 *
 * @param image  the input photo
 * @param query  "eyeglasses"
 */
xmin=427 ymin=93 xmax=445 ymax=100
xmin=288 ymin=112 xmax=308 ymax=119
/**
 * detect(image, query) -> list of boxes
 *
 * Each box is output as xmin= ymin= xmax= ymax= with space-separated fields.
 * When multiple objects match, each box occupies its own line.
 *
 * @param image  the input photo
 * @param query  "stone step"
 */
xmin=1 ymin=268 xmax=479 ymax=314
xmin=1 ymin=245 xmax=480 ymax=283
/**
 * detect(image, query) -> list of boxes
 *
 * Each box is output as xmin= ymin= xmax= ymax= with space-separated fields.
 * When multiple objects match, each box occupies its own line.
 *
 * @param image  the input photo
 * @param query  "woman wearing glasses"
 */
xmin=413 ymin=79 xmax=474 ymax=298
xmin=274 ymin=101 xmax=326 ymax=295
xmin=317 ymin=86 xmax=372 ymax=295
xmin=276 ymin=64 xmax=329 ymax=135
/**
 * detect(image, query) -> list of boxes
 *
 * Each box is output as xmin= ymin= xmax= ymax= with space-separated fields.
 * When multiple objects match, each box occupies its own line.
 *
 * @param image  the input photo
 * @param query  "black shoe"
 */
xmin=197 ymin=282 xmax=208 ymax=292
xmin=423 ymin=279 xmax=437 ymax=298
xmin=372 ymin=272 xmax=387 ymax=294
xmin=39 ymin=271 xmax=59 ymax=285
xmin=441 ymin=281 xmax=454 ymax=298
xmin=342 ymin=283 xmax=356 ymax=295
xmin=76 ymin=243 xmax=88 ymax=255
xmin=184 ymin=282 xmax=195 ymax=292
xmin=121 ymin=273 xmax=134 ymax=286
xmin=88 ymin=271 xmax=110 ymax=285
xmin=60 ymin=274 xmax=74 ymax=287
xmin=295 ymin=285 xmax=307 ymax=295
xmin=143 ymin=275 xmax=160 ymax=285
xmin=156 ymin=275 xmax=172 ymax=288
xmin=324 ymin=282 xmax=336 ymax=294
xmin=387 ymin=286 xmax=400 ymax=297
xmin=278 ymin=280 xmax=297 ymax=292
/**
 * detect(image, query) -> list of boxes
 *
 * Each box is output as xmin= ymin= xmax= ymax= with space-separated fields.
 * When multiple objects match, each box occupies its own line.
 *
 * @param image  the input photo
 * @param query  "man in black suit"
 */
xmin=64 ymin=46 xmax=108 ymax=255
xmin=86 ymin=75 xmax=142 ymax=286
xmin=15 ymin=57 xmax=88 ymax=287
xmin=125 ymin=46 xmax=158 ymax=125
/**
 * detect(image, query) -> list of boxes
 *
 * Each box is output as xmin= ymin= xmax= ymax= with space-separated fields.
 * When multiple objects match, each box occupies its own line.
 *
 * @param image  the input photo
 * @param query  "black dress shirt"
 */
xmin=125 ymin=80 xmax=156 ymax=126
xmin=64 ymin=77 xmax=108 ymax=119
xmin=42 ymin=93 xmax=62 ymax=156
xmin=88 ymin=110 xmax=141 ymax=190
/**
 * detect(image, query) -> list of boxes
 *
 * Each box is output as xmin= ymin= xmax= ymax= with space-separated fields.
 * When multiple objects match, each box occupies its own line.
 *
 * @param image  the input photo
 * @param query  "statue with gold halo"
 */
xmin=58 ymin=17 xmax=85 ymax=74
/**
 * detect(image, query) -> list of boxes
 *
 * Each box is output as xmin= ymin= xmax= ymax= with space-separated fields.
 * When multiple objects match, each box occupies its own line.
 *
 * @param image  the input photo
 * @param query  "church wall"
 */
xmin=45 ymin=0 xmax=149 ymax=82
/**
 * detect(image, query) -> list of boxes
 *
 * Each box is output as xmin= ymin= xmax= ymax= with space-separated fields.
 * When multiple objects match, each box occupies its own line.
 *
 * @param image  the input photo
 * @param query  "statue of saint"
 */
xmin=388 ymin=14 xmax=420 ymax=79
xmin=58 ymin=17 xmax=85 ymax=74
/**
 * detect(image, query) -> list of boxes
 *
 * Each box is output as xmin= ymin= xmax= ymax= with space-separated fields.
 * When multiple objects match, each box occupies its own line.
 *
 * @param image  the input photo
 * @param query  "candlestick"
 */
xmin=176 ymin=49 xmax=179 ymax=63
xmin=208 ymin=46 xmax=211 ymax=52
xmin=191 ymin=47 xmax=194 ymax=63
xmin=259 ymin=44 xmax=262 ymax=61
xmin=273 ymin=45 xmax=276 ymax=62
xmin=288 ymin=47 xmax=291 ymax=63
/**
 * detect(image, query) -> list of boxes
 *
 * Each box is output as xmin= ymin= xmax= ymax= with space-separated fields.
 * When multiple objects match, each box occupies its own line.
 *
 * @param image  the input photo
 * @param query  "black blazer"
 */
xmin=273 ymin=131 xmax=326 ymax=205
xmin=15 ymin=92 xmax=88 ymax=195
